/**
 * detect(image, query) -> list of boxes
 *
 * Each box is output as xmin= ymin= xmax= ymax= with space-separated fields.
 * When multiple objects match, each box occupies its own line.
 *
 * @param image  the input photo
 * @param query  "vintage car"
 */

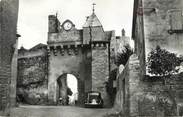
xmin=84 ymin=91 xmax=103 ymax=108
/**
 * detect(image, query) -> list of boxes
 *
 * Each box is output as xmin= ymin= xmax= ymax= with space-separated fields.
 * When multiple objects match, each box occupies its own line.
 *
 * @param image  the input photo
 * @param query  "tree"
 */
xmin=116 ymin=44 xmax=133 ymax=66
xmin=147 ymin=45 xmax=180 ymax=76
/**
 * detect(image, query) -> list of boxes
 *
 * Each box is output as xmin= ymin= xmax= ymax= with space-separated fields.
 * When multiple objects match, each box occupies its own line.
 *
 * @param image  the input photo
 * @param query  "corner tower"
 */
xmin=83 ymin=6 xmax=110 ymax=107
xmin=83 ymin=12 xmax=105 ymax=44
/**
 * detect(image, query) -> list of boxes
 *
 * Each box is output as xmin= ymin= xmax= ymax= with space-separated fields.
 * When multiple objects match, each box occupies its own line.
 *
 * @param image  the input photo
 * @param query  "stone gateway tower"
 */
xmin=17 ymin=8 xmax=125 ymax=107
xmin=47 ymin=11 xmax=112 ymax=106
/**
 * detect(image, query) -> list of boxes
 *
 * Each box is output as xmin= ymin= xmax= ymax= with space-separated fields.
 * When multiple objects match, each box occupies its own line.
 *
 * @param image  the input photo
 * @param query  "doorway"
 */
xmin=57 ymin=74 xmax=78 ymax=106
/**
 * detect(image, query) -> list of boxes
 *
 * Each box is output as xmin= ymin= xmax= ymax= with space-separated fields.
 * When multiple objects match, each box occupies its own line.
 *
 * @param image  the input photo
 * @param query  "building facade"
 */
xmin=114 ymin=0 xmax=183 ymax=116
xmin=17 ymin=10 xmax=129 ymax=107
xmin=0 ymin=0 xmax=19 ymax=115
xmin=143 ymin=0 xmax=183 ymax=59
xmin=48 ymin=11 xmax=112 ymax=106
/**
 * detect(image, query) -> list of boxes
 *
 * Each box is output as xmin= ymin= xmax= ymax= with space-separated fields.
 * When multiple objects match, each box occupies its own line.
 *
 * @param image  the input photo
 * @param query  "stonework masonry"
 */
xmin=47 ymin=45 xmax=88 ymax=105
xmin=116 ymin=54 xmax=183 ymax=116
xmin=0 ymin=0 xmax=19 ymax=115
xmin=17 ymin=45 xmax=48 ymax=105
xmin=46 ymin=12 xmax=112 ymax=106
xmin=113 ymin=0 xmax=183 ymax=116
xmin=143 ymin=0 xmax=183 ymax=61
xmin=92 ymin=43 xmax=110 ymax=107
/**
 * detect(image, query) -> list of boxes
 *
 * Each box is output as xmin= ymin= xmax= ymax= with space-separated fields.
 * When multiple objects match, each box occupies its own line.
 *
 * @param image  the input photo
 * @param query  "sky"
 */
xmin=17 ymin=0 xmax=134 ymax=49
xmin=67 ymin=74 xmax=78 ymax=94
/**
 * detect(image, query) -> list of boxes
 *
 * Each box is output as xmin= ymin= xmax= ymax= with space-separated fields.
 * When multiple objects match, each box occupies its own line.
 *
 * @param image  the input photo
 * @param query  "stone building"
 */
xmin=110 ymin=29 xmax=130 ymax=71
xmin=114 ymin=0 xmax=183 ymax=116
xmin=0 ymin=0 xmax=19 ymax=115
xmin=132 ymin=0 xmax=183 ymax=115
xmin=132 ymin=0 xmax=183 ymax=67
xmin=17 ymin=10 xmax=127 ymax=107
xmin=143 ymin=0 xmax=183 ymax=61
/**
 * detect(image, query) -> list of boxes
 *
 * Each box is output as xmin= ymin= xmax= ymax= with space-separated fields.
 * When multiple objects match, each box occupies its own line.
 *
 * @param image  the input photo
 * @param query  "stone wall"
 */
xmin=126 ymin=0 xmax=183 ymax=116
xmin=48 ymin=30 xmax=82 ymax=44
xmin=17 ymin=48 xmax=48 ymax=105
xmin=143 ymin=0 xmax=183 ymax=60
xmin=0 ymin=0 xmax=19 ymax=115
xmin=115 ymin=54 xmax=183 ymax=116
xmin=114 ymin=54 xmax=139 ymax=116
xmin=92 ymin=43 xmax=110 ymax=107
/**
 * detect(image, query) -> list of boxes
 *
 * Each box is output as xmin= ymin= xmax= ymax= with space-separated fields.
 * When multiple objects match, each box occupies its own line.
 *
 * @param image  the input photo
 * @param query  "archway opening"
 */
xmin=67 ymin=74 xmax=78 ymax=106
xmin=57 ymin=73 xmax=78 ymax=106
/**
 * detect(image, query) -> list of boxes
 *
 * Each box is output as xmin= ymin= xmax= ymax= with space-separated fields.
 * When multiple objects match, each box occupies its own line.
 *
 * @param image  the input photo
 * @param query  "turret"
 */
xmin=83 ymin=12 xmax=104 ymax=44
xmin=122 ymin=28 xmax=125 ymax=36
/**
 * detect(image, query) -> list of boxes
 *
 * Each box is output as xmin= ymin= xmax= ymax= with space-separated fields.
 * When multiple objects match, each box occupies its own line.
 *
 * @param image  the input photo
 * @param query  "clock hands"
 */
xmin=66 ymin=23 xmax=71 ymax=29
xmin=62 ymin=20 xmax=73 ymax=31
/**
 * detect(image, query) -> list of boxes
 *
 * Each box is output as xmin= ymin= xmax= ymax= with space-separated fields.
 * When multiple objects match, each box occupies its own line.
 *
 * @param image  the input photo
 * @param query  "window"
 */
xmin=169 ymin=9 xmax=182 ymax=30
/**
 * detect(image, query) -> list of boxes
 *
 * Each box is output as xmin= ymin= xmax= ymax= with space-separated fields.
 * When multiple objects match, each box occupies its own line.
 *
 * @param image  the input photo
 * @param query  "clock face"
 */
xmin=63 ymin=21 xmax=72 ymax=31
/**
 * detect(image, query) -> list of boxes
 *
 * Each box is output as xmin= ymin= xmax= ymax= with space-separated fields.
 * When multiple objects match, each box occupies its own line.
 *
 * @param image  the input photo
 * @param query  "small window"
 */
xmin=169 ymin=9 xmax=182 ymax=30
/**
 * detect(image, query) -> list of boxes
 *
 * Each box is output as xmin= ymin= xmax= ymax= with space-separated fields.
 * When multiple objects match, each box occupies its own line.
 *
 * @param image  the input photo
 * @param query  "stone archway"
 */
xmin=56 ymin=73 xmax=79 ymax=106
xmin=47 ymin=45 xmax=90 ymax=106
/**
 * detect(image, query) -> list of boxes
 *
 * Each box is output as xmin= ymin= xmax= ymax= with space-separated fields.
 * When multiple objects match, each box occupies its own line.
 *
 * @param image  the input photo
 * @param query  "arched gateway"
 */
xmin=47 ymin=12 xmax=112 ymax=106
xmin=17 ymin=11 xmax=114 ymax=107
xmin=17 ymin=9 xmax=124 ymax=107
xmin=47 ymin=42 xmax=88 ymax=105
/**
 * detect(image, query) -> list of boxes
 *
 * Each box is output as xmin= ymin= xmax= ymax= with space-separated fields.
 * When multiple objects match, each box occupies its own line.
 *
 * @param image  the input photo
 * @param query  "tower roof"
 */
xmin=83 ymin=13 xmax=103 ymax=27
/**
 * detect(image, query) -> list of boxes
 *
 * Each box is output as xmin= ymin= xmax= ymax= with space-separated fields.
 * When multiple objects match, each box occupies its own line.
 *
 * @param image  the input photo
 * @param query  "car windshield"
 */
xmin=88 ymin=93 xmax=100 ymax=100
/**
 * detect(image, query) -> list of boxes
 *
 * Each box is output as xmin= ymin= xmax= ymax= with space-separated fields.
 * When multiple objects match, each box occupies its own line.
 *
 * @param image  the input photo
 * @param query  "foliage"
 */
xmin=178 ymin=55 xmax=183 ymax=63
xmin=67 ymin=87 xmax=73 ymax=96
xmin=147 ymin=45 xmax=180 ymax=76
xmin=116 ymin=44 xmax=133 ymax=66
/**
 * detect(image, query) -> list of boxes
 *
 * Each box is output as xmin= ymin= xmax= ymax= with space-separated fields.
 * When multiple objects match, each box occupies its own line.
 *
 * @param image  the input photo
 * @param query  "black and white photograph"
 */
xmin=1 ymin=0 xmax=183 ymax=117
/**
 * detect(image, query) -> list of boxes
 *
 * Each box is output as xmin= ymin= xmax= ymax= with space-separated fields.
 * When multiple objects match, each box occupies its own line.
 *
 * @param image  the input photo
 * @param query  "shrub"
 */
xmin=147 ymin=45 xmax=180 ymax=76
xmin=116 ymin=44 xmax=133 ymax=66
